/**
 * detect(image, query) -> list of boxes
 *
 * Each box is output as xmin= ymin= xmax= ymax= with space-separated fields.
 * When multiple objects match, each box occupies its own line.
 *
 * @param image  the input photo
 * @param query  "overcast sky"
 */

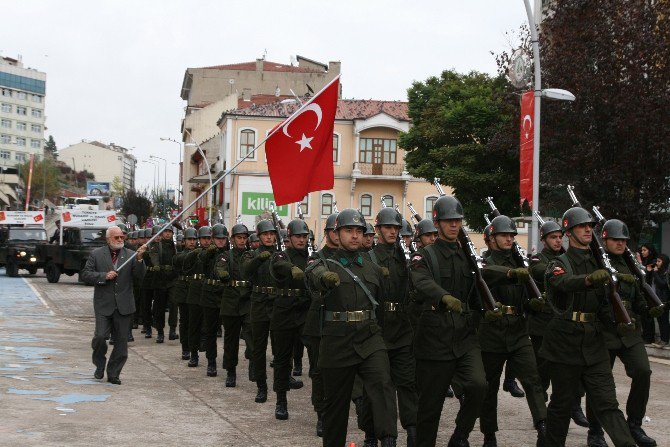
xmin=2 ymin=0 xmax=528 ymax=192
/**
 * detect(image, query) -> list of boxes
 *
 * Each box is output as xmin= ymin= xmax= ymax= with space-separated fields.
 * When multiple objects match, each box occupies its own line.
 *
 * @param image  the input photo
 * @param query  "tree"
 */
xmin=539 ymin=0 xmax=670 ymax=241
xmin=120 ymin=189 xmax=152 ymax=225
xmin=18 ymin=157 xmax=61 ymax=203
xmin=111 ymin=176 xmax=125 ymax=197
xmin=400 ymin=70 xmax=520 ymax=231
xmin=44 ymin=135 xmax=57 ymax=159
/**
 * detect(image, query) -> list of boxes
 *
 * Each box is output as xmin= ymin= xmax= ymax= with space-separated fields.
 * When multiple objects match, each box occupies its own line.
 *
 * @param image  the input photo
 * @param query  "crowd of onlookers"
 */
xmin=637 ymin=244 xmax=670 ymax=348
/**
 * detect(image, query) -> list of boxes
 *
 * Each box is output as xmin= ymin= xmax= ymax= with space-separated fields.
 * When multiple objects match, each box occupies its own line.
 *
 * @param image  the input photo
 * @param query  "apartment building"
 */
xmin=59 ymin=141 xmax=137 ymax=191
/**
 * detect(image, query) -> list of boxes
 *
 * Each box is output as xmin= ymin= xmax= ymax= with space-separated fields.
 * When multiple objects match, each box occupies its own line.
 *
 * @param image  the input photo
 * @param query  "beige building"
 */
xmin=58 ymin=141 xmax=137 ymax=192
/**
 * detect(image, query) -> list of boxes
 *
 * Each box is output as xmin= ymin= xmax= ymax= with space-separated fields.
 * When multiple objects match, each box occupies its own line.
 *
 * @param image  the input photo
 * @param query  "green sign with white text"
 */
xmin=241 ymin=192 xmax=288 ymax=216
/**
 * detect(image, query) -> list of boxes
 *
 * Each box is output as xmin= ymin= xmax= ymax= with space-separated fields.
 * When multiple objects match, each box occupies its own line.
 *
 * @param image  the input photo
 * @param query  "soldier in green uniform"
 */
xmin=303 ymin=212 xmax=339 ymax=437
xmin=479 ymin=215 xmax=547 ymax=447
xmin=415 ymin=219 xmax=437 ymax=249
xmin=151 ymin=225 xmax=177 ymax=344
xmin=584 ymin=219 xmax=661 ymax=447
xmin=219 ymin=223 xmax=253 ymax=387
xmin=141 ymin=227 xmax=159 ymax=339
xmin=173 ymin=228 xmax=197 ymax=360
xmin=362 ymin=222 xmax=376 ymax=250
xmin=137 ymin=229 xmax=150 ymax=335
xmin=249 ymin=233 xmax=260 ymax=250
xmin=184 ymin=226 xmax=212 ymax=367
xmin=127 ymin=231 xmax=141 ymax=333
xmin=410 ymin=196 xmax=488 ymax=447
xmin=243 ymin=219 xmax=279 ymax=404
xmin=305 ymin=208 xmax=397 ymax=447
xmin=175 ymin=232 xmax=184 ymax=252
xmin=199 ymin=224 xmax=229 ymax=377
xmin=542 ymin=207 xmax=636 ymax=447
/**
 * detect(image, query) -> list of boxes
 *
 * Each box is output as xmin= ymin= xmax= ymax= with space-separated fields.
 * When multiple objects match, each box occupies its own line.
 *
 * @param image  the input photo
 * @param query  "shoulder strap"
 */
xmin=325 ymin=259 xmax=379 ymax=308
xmin=545 ymin=252 xmax=575 ymax=318
xmin=368 ymin=250 xmax=379 ymax=266
xmin=423 ymin=245 xmax=440 ymax=283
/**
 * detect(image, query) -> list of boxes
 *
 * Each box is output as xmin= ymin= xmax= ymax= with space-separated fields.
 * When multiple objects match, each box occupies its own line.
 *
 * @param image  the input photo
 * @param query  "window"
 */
xmin=1 ymin=134 xmax=10 ymax=144
xmin=359 ymin=138 xmax=398 ymax=164
xmin=31 ymin=124 xmax=40 ymax=132
xmin=16 ymin=122 xmax=26 ymax=131
xmin=1 ymin=89 xmax=11 ymax=97
xmin=298 ymin=195 xmax=310 ymax=216
xmin=383 ymin=139 xmax=397 ymax=164
xmin=360 ymin=194 xmax=373 ymax=217
xmin=239 ymin=129 xmax=256 ymax=159
xmin=31 ymin=109 xmax=42 ymax=118
xmin=0 ymin=150 xmax=10 ymax=159
xmin=425 ymin=196 xmax=438 ymax=220
xmin=359 ymin=138 xmax=373 ymax=163
xmin=15 ymin=152 xmax=26 ymax=162
xmin=321 ymin=193 xmax=333 ymax=216
xmin=332 ymin=134 xmax=339 ymax=164
xmin=31 ymin=94 xmax=42 ymax=103
xmin=16 ymin=106 xmax=27 ymax=115
xmin=1 ymin=103 xmax=11 ymax=113
xmin=30 ymin=139 xmax=41 ymax=149
xmin=1 ymin=119 xmax=10 ymax=129
xmin=382 ymin=195 xmax=394 ymax=208
xmin=16 ymin=137 xmax=26 ymax=146
xmin=17 ymin=92 xmax=27 ymax=100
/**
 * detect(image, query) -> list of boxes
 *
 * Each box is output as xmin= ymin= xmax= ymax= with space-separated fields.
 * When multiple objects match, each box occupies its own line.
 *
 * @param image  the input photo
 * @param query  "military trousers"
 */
xmin=530 ymin=335 xmax=551 ymax=396
xmin=302 ymin=334 xmax=325 ymax=414
xmin=272 ymin=325 xmax=303 ymax=394
xmin=152 ymin=288 xmax=168 ymax=332
xmin=322 ymin=349 xmax=398 ymax=447
xmin=133 ymin=284 xmax=142 ymax=325
xmin=586 ymin=342 xmax=651 ymax=424
xmin=187 ymin=303 xmax=203 ymax=354
xmin=251 ymin=320 xmax=271 ymax=385
xmin=416 ymin=349 xmax=487 ymax=447
xmin=221 ymin=314 xmax=252 ymax=370
xmin=201 ymin=306 xmax=220 ymax=360
xmin=168 ymin=293 xmax=178 ymax=329
xmin=177 ymin=302 xmax=189 ymax=352
xmin=546 ymin=359 xmax=635 ymax=447
xmin=480 ymin=345 xmax=547 ymax=434
xmin=293 ymin=335 xmax=304 ymax=369
xmin=142 ymin=288 xmax=154 ymax=329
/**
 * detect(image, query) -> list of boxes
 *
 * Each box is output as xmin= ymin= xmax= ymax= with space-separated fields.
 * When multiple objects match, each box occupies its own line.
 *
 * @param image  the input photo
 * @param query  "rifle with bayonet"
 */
xmin=296 ymin=201 xmax=316 ymax=256
xmin=269 ymin=203 xmax=285 ymax=252
xmin=407 ymin=202 xmax=422 ymax=224
xmin=566 ymin=185 xmax=633 ymax=326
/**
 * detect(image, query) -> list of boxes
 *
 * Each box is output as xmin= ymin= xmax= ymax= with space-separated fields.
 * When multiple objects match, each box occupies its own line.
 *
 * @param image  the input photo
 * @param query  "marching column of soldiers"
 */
xmin=117 ymin=192 xmax=662 ymax=447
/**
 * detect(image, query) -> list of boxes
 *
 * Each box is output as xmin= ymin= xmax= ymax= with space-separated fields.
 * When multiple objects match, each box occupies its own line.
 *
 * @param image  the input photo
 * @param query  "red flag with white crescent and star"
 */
xmin=519 ymin=91 xmax=534 ymax=208
xmin=265 ymin=76 xmax=339 ymax=206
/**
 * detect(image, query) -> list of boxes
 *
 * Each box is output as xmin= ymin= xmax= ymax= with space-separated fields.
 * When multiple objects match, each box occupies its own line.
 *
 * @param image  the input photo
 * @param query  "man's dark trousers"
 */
xmin=92 ymin=309 xmax=131 ymax=378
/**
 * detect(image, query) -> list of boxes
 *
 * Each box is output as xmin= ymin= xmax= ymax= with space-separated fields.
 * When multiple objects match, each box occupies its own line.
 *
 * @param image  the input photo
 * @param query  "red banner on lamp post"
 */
xmin=519 ymin=91 xmax=534 ymax=208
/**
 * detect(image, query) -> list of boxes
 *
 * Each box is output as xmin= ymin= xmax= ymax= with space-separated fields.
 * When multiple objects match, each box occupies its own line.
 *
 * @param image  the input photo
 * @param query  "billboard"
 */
xmin=0 ymin=211 xmax=45 ymax=226
xmin=60 ymin=210 xmax=117 ymax=227
xmin=86 ymin=181 xmax=111 ymax=198
xmin=241 ymin=192 xmax=288 ymax=216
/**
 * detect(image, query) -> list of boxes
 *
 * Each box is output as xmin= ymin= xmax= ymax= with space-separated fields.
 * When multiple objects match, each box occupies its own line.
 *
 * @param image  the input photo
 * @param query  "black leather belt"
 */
xmin=178 ymin=275 xmax=189 ymax=281
xmin=501 ymin=305 xmax=518 ymax=315
xmin=571 ymin=311 xmax=595 ymax=323
xmin=205 ymin=279 xmax=221 ymax=285
xmin=230 ymin=280 xmax=249 ymax=287
xmin=383 ymin=302 xmax=402 ymax=312
xmin=324 ymin=310 xmax=373 ymax=322
xmin=252 ymin=286 xmax=303 ymax=296
xmin=192 ymin=274 xmax=204 ymax=280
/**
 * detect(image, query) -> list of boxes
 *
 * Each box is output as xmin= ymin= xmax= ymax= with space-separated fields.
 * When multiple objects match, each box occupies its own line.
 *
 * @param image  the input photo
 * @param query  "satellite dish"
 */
xmin=229 ymin=79 xmax=235 ymax=85
xmin=127 ymin=214 xmax=138 ymax=225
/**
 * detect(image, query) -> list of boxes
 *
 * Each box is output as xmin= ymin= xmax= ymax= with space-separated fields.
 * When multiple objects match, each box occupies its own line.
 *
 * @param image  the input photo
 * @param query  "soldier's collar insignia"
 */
xmin=355 ymin=255 xmax=363 ymax=266
xmin=339 ymin=257 xmax=349 ymax=266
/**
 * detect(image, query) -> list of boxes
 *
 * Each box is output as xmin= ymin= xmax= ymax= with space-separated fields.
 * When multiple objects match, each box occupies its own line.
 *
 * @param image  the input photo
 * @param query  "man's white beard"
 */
xmin=110 ymin=241 xmax=124 ymax=250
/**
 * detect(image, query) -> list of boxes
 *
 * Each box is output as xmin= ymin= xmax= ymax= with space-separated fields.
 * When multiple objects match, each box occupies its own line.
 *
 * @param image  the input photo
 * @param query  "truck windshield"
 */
xmin=81 ymin=229 xmax=106 ymax=243
xmin=8 ymin=229 xmax=47 ymax=241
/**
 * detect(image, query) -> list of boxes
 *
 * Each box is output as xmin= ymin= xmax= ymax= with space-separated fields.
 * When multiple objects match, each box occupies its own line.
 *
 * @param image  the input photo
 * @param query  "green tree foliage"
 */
xmin=121 ymin=189 xmax=152 ymax=226
xmin=111 ymin=176 xmax=125 ymax=196
xmin=44 ymin=135 xmax=57 ymax=159
xmin=400 ymin=70 xmax=520 ymax=231
xmin=18 ymin=157 xmax=61 ymax=202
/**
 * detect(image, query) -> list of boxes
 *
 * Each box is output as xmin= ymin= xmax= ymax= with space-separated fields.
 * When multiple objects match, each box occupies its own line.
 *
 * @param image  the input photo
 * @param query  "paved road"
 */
xmin=1 ymin=270 xmax=669 ymax=446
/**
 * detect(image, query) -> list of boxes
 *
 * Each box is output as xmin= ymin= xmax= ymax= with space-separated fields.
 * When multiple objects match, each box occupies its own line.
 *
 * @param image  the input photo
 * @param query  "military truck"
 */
xmin=0 ymin=226 xmax=48 ymax=277
xmin=37 ymin=227 xmax=107 ymax=283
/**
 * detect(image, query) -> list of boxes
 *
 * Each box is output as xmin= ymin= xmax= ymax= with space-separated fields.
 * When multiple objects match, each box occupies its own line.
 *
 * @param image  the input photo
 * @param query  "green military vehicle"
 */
xmin=38 ymin=227 xmax=107 ymax=283
xmin=0 ymin=226 xmax=48 ymax=277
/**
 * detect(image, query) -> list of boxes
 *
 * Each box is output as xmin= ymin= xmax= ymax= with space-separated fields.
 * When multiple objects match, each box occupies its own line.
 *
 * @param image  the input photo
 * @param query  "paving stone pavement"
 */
xmin=0 ymin=269 xmax=668 ymax=446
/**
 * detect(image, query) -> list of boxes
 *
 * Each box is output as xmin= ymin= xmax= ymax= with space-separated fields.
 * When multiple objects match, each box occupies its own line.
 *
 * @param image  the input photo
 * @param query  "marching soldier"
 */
xmin=249 ymin=233 xmax=260 ymax=250
xmin=362 ymin=222 xmax=376 ymax=250
xmin=305 ymin=208 xmax=398 ymax=447
xmin=219 ymin=223 xmax=253 ymax=387
xmin=172 ymin=228 xmax=197 ymax=360
xmin=400 ymin=219 xmax=415 ymax=254
xmin=480 ymin=215 xmax=547 ymax=447
xmin=542 ymin=207 xmax=636 ymax=447
xmin=584 ymin=219 xmax=661 ymax=447
xmin=152 ymin=225 xmax=177 ymax=344
xmin=415 ymin=219 xmax=437 ymax=249
xmin=184 ymin=226 xmax=212 ymax=367
xmin=410 ymin=196 xmax=488 ymax=447
xmin=141 ymin=227 xmax=159 ymax=339
xmin=175 ymin=232 xmax=184 ymax=252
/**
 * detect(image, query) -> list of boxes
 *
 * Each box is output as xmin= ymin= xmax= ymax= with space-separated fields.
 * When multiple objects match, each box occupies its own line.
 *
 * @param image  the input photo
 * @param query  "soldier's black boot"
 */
xmin=168 ymin=327 xmax=178 ymax=340
xmin=447 ymin=429 xmax=470 ymax=447
xmin=181 ymin=350 xmax=190 ymax=360
xmin=379 ymin=437 xmax=396 ymax=447
xmin=292 ymin=359 xmax=302 ymax=376
xmin=535 ymin=420 xmax=546 ymax=447
xmin=362 ymin=434 xmax=378 ymax=447
xmin=628 ymin=418 xmax=657 ymax=447
xmin=188 ymin=352 xmax=199 ymax=367
xmin=406 ymin=426 xmax=416 ymax=447
xmin=140 ymin=326 xmax=146 ymax=334
xmin=446 ymin=385 xmax=455 ymax=398
xmin=127 ymin=330 xmax=134 ymax=342
xmin=206 ymin=358 xmax=217 ymax=377
xmin=225 ymin=368 xmax=236 ymax=387
xmin=275 ymin=392 xmax=288 ymax=420
xmin=571 ymin=400 xmax=589 ymax=427
xmin=587 ymin=422 xmax=609 ymax=447
xmin=316 ymin=412 xmax=323 ymax=437
xmin=502 ymin=378 xmax=525 ymax=397
xmin=482 ymin=433 xmax=497 ymax=447
xmin=144 ymin=327 xmax=152 ymax=339
xmin=156 ymin=331 xmax=164 ymax=344
xmin=255 ymin=382 xmax=268 ymax=403
xmin=289 ymin=375 xmax=303 ymax=389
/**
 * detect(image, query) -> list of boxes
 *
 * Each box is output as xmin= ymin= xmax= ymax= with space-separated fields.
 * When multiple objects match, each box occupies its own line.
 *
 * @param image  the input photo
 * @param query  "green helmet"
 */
xmin=602 ymin=219 xmax=630 ymax=240
xmin=197 ymin=226 xmax=212 ymax=238
xmin=176 ymin=233 xmax=184 ymax=242
xmin=212 ymin=224 xmax=229 ymax=238
xmin=152 ymin=225 xmax=161 ymax=235
xmin=127 ymin=231 xmax=135 ymax=240
xmin=162 ymin=224 xmax=175 ymax=233
xmin=433 ymin=196 xmax=464 ymax=221
xmin=325 ymin=213 xmax=339 ymax=231
xmin=365 ymin=223 xmax=376 ymax=236
xmin=183 ymin=228 xmax=197 ymax=239
xmin=116 ymin=223 xmax=128 ymax=234
xmin=416 ymin=219 xmax=438 ymax=237
xmin=489 ymin=215 xmax=517 ymax=236
xmin=374 ymin=208 xmax=402 ymax=227
xmin=143 ymin=228 xmax=152 ymax=238
xmin=231 ymin=223 xmax=249 ymax=237
xmin=483 ymin=225 xmax=492 ymax=241
xmin=335 ymin=208 xmax=366 ymax=230
xmin=540 ymin=220 xmax=562 ymax=239
xmin=287 ymin=219 xmax=309 ymax=236
xmin=249 ymin=232 xmax=259 ymax=242
xmin=562 ymin=207 xmax=594 ymax=231
xmin=256 ymin=219 xmax=276 ymax=234
xmin=400 ymin=219 xmax=413 ymax=237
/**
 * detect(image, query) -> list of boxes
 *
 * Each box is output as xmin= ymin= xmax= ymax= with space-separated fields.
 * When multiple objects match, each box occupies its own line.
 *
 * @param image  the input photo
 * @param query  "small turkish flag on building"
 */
xmin=265 ymin=76 xmax=339 ymax=206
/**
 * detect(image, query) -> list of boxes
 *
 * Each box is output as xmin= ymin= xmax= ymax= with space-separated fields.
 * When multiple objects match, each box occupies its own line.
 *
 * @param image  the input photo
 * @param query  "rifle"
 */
xmin=407 ymin=202 xmax=422 ymax=224
xmin=591 ymin=205 xmax=665 ymax=311
xmin=485 ymin=197 xmax=543 ymax=301
xmin=296 ymin=201 xmax=315 ymax=256
xmin=394 ymin=203 xmax=412 ymax=259
xmin=269 ymin=203 xmax=285 ymax=252
xmin=484 ymin=214 xmax=491 ymax=225
xmin=431 ymin=178 xmax=498 ymax=311
xmin=332 ymin=201 xmax=339 ymax=214
xmin=566 ymin=185 xmax=633 ymax=326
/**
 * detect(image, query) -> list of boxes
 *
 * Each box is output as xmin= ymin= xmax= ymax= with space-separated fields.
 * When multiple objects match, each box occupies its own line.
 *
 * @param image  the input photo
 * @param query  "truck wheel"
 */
xmin=45 ymin=262 xmax=61 ymax=283
xmin=27 ymin=266 xmax=38 ymax=275
xmin=6 ymin=259 xmax=19 ymax=277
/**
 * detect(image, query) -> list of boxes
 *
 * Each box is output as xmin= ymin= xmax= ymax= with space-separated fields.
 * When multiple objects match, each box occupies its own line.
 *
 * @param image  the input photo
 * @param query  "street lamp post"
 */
xmin=159 ymin=137 xmax=182 ymax=208
xmin=183 ymin=130 xmax=213 ymax=224
xmin=71 ymin=157 xmax=78 ymax=188
xmin=142 ymin=159 xmax=158 ymax=197
xmin=150 ymin=155 xmax=167 ymax=215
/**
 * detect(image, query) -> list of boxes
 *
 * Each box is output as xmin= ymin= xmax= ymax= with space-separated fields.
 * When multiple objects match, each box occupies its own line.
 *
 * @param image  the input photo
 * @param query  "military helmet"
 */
xmin=176 ymin=233 xmax=184 ymax=242
xmin=489 ymin=215 xmax=517 ymax=236
xmin=325 ymin=213 xmax=339 ymax=231
xmin=416 ymin=219 xmax=438 ymax=237
xmin=539 ymin=220 xmax=563 ymax=240
xmin=400 ymin=219 xmax=413 ymax=236
xmin=143 ymin=228 xmax=152 ymax=238
xmin=335 ymin=208 xmax=366 ymax=230
xmin=374 ymin=208 xmax=402 ymax=227
xmin=562 ymin=207 xmax=594 ymax=231
xmin=152 ymin=225 xmax=161 ymax=235
xmin=116 ymin=223 xmax=128 ymax=234
xmin=197 ymin=226 xmax=212 ymax=238
xmin=231 ymin=223 xmax=249 ymax=237
xmin=483 ymin=224 xmax=492 ymax=241
xmin=212 ymin=224 xmax=229 ymax=238
xmin=365 ymin=222 xmax=376 ymax=236
xmin=287 ymin=219 xmax=309 ymax=236
xmin=249 ymin=232 xmax=259 ymax=242
xmin=127 ymin=231 xmax=135 ymax=239
xmin=602 ymin=219 xmax=630 ymax=240
xmin=256 ymin=219 xmax=276 ymax=235
xmin=183 ymin=228 xmax=197 ymax=239
xmin=433 ymin=196 xmax=464 ymax=221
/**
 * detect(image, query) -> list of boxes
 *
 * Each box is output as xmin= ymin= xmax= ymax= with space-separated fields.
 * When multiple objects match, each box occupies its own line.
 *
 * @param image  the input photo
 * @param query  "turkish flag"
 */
xmin=265 ymin=76 xmax=339 ymax=206
xmin=519 ymin=91 xmax=534 ymax=208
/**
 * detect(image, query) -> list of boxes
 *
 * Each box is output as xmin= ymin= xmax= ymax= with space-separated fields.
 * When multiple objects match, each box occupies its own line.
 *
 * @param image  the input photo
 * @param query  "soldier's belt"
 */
xmin=252 ymin=286 xmax=303 ymax=296
xmin=148 ymin=266 xmax=161 ymax=272
xmin=324 ymin=310 xmax=373 ymax=322
xmin=230 ymin=280 xmax=249 ymax=288
xmin=383 ymin=302 xmax=403 ymax=312
xmin=571 ymin=311 xmax=595 ymax=323
xmin=501 ymin=305 xmax=518 ymax=316
xmin=192 ymin=274 xmax=204 ymax=280
xmin=205 ymin=279 xmax=221 ymax=285
xmin=178 ymin=275 xmax=189 ymax=281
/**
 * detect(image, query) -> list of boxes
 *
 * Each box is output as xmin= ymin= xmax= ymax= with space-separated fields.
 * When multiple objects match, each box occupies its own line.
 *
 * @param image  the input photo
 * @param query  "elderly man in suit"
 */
xmin=81 ymin=226 xmax=147 ymax=384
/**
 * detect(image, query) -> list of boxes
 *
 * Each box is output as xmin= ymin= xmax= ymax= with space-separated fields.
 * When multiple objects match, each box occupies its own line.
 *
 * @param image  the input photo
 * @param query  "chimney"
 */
xmin=328 ymin=61 xmax=341 ymax=74
xmin=256 ymin=58 xmax=264 ymax=72
xmin=242 ymin=88 xmax=251 ymax=102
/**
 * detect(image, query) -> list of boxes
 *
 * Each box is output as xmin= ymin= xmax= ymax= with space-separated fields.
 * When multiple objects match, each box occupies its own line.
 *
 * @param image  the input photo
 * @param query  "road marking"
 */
xmin=23 ymin=278 xmax=55 ymax=316
xmin=649 ymin=356 xmax=670 ymax=366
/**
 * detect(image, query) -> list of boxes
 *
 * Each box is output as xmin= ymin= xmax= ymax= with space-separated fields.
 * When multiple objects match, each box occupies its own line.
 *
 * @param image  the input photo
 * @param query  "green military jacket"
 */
xmin=171 ymin=247 xmax=192 ymax=304
xmin=200 ymin=245 xmax=228 ymax=308
xmin=369 ymin=242 xmax=413 ymax=350
xmin=141 ymin=240 xmax=158 ymax=290
xmin=154 ymin=238 xmax=177 ymax=290
xmin=185 ymin=247 xmax=206 ymax=306
xmin=540 ymin=246 xmax=610 ymax=366
xmin=219 ymin=247 xmax=251 ymax=317
xmin=242 ymin=244 xmax=278 ymax=323
xmin=480 ymin=249 xmax=532 ymax=353
xmin=409 ymin=238 xmax=479 ymax=361
xmin=307 ymin=248 xmax=387 ymax=368
xmin=269 ymin=247 xmax=310 ymax=331
xmin=303 ymin=245 xmax=337 ymax=338
xmin=528 ymin=247 xmax=563 ymax=336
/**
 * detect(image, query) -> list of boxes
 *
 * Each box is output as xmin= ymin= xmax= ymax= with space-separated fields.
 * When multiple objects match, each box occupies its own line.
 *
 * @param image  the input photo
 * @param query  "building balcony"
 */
xmin=352 ymin=162 xmax=410 ymax=180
